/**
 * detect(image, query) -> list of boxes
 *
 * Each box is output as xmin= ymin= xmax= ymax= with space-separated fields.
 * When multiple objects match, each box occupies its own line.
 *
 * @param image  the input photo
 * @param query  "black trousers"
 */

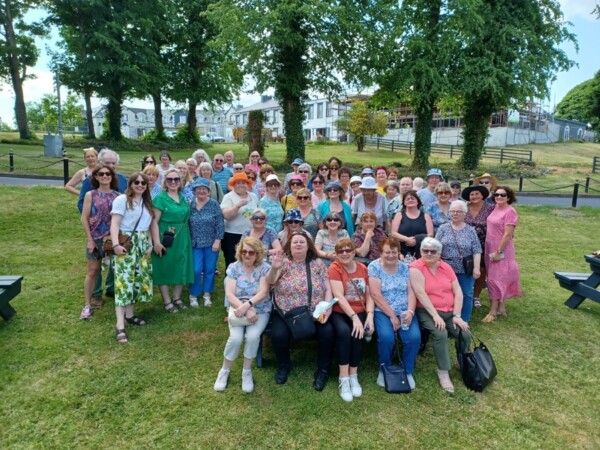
xmin=270 ymin=313 xmax=335 ymax=372
xmin=330 ymin=311 xmax=366 ymax=367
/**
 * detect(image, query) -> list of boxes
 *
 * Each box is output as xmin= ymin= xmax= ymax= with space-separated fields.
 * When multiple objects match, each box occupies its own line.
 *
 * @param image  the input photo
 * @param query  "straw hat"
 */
xmin=473 ymin=173 xmax=498 ymax=190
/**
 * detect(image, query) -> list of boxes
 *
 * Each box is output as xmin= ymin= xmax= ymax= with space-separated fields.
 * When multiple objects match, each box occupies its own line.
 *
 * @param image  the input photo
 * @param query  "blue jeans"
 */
xmin=457 ymin=273 xmax=475 ymax=322
xmin=374 ymin=310 xmax=420 ymax=375
xmin=189 ymin=246 xmax=219 ymax=296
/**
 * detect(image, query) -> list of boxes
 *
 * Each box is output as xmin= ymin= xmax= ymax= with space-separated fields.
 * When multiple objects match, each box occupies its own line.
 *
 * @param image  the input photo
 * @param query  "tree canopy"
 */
xmin=335 ymin=100 xmax=388 ymax=152
xmin=555 ymin=71 xmax=600 ymax=132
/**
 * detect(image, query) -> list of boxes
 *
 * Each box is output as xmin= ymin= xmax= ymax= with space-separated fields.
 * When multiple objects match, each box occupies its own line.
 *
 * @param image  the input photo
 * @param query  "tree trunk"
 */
xmin=411 ymin=98 xmax=434 ymax=170
xmin=459 ymin=98 xmax=491 ymax=170
xmin=106 ymin=91 xmax=123 ymax=141
xmin=4 ymin=0 xmax=31 ymax=139
xmin=153 ymin=92 xmax=164 ymax=134
xmin=187 ymin=102 xmax=197 ymax=135
xmin=281 ymin=95 xmax=305 ymax=163
xmin=83 ymin=86 xmax=95 ymax=139
xmin=357 ymin=136 xmax=365 ymax=152
xmin=248 ymin=110 xmax=265 ymax=157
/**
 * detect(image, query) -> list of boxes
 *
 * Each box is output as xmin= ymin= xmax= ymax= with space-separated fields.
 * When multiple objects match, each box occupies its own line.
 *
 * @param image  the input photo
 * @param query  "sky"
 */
xmin=0 ymin=0 xmax=598 ymax=127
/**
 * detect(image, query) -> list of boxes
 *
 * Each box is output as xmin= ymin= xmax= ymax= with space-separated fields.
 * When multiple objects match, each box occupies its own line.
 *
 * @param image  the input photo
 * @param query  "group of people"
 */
xmin=71 ymin=147 xmax=521 ymax=399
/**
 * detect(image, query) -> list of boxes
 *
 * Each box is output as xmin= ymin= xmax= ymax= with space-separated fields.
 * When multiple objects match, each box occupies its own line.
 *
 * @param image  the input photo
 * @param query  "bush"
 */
xmin=140 ymin=129 xmax=169 ymax=142
xmin=173 ymin=127 xmax=200 ymax=144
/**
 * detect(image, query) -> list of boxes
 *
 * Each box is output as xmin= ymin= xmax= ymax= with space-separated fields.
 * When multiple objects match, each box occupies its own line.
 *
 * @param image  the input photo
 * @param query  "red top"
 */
xmin=410 ymin=258 xmax=457 ymax=312
xmin=329 ymin=261 xmax=369 ymax=314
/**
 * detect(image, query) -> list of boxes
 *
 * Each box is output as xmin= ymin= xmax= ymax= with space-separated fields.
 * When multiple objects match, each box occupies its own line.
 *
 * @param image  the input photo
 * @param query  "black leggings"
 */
xmin=222 ymin=232 xmax=242 ymax=269
xmin=270 ymin=312 xmax=335 ymax=372
xmin=330 ymin=311 xmax=366 ymax=367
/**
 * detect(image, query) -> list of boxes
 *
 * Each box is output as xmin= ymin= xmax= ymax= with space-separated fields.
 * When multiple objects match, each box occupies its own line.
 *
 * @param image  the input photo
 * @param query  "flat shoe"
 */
xmin=115 ymin=328 xmax=128 ymax=344
xmin=437 ymin=370 xmax=454 ymax=393
xmin=173 ymin=298 xmax=187 ymax=310
xmin=473 ymin=298 xmax=482 ymax=309
xmin=164 ymin=302 xmax=178 ymax=314
xmin=125 ymin=316 xmax=147 ymax=326
xmin=482 ymin=314 xmax=497 ymax=323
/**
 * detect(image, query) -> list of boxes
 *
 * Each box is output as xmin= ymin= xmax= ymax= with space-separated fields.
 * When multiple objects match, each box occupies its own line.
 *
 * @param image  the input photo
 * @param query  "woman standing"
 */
xmin=317 ymin=181 xmax=354 ymax=235
xmin=375 ymin=166 xmax=389 ymax=194
xmin=189 ymin=178 xmax=224 ymax=308
xmin=254 ymin=164 xmax=275 ymax=200
xmin=214 ymin=237 xmax=271 ymax=393
xmin=310 ymin=174 xmax=327 ymax=208
xmin=277 ymin=209 xmax=306 ymax=247
xmin=186 ymin=158 xmax=199 ymax=179
xmin=424 ymin=182 xmax=453 ymax=233
xmin=266 ymin=231 xmax=335 ymax=390
xmin=351 ymin=177 xmax=387 ymax=229
xmin=369 ymin=237 xmax=420 ymax=390
xmin=391 ymin=190 xmax=433 ymax=259
xmin=80 ymin=166 xmax=120 ymax=318
xmin=243 ymin=207 xmax=282 ymax=257
xmin=192 ymin=149 xmax=212 ymax=166
xmin=483 ymin=186 xmax=522 ymax=322
xmin=258 ymin=174 xmax=284 ymax=233
xmin=65 ymin=148 xmax=99 ymax=195
xmin=338 ymin=167 xmax=352 ymax=201
xmin=220 ymin=172 xmax=259 ymax=269
xmin=157 ymin=150 xmax=174 ymax=177
xmin=296 ymin=188 xmax=321 ymax=239
xmin=176 ymin=160 xmax=196 ymax=202
xmin=328 ymin=157 xmax=342 ymax=182
xmin=152 ymin=169 xmax=194 ymax=312
xmin=315 ymin=212 xmax=349 ymax=262
xmin=316 ymin=163 xmax=331 ymax=181
xmin=329 ymin=238 xmax=374 ymax=402
xmin=351 ymin=212 xmax=387 ymax=261
xmin=110 ymin=172 xmax=157 ymax=343
xmin=245 ymin=151 xmax=261 ymax=175
xmin=435 ymin=201 xmax=482 ymax=322
xmin=143 ymin=165 xmax=162 ymax=199
xmin=198 ymin=162 xmax=224 ymax=203
xmin=280 ymin=175 xmax=304 ymax=213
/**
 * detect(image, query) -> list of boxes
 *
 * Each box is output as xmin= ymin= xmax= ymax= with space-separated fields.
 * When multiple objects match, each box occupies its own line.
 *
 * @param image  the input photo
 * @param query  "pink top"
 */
xmin=245 ymin=163 xmax=260 ymax=175
xmin=410 ymin=258 xmax=457 ymax=312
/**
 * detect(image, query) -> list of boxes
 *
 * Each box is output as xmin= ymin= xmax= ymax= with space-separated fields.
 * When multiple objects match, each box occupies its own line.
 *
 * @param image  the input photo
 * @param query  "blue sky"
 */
xmin=0 ymin=0 xmax=598 ymax=126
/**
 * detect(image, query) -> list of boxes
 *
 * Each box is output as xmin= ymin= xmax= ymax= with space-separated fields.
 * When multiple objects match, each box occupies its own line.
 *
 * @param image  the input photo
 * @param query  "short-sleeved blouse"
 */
xmin=299 ymin=208 xmax=321 ymax=239
xmin=410 ymin=258 xmax=457 ymax=312
xmin=226 ymin=261 xmax=271 ymax=314
xmin=435 ymin=223 xmax=482 ymax=274
xmin=272 ymin=258 xmax=328 ymax=314
xmin=329 ymin=260 xmax=369 ymax=314
xmin=259 ymin=196 xmax=284 ymax=233
xmin=368 ymin=259 xmax=410 ymax=315
xmin=111 ymin=195 xmax=153 ymax=231
xmin=424 ymin=201 xmax=451 ymax=232
xmin=189 ymin=198 xmax=225 ymax=248
xmin=351 ymin=227 xmax=387 ymax=260
xmin=242 ymin=226 xmax=279 ymax=253
xmin=315 ymin=229 xmax=349 ymax=253
xmin=465 ymin=202 xmax=495 ymax=249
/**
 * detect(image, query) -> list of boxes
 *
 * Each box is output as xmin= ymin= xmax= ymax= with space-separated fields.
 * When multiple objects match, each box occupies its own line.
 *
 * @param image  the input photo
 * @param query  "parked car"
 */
xmin=201 ymin=133 xmax=225 ymax=143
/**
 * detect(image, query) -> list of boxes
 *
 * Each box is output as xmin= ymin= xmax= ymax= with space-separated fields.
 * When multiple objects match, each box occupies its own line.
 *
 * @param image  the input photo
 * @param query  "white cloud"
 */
xmin=558 ymin=0 xmax=598 ymax=21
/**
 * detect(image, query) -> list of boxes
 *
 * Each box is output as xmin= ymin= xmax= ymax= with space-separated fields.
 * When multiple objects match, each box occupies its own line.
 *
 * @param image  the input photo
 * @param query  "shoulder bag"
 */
xmin=381 ymin=336 xmax=411 ymax=394
xmin=103 ymin=204 xmax=144 ymax=256
xmin=458 ymin=330 xmax=497 ymax=392
xmin=228 ymin=297 xmax=253 ymax=327
xmin=451 ymin=226 xmax=474 ymax=276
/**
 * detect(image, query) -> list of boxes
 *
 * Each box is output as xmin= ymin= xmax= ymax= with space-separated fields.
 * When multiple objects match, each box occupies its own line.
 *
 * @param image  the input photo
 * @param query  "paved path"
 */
xmin=0 ymin=175 xmax=64 ymax=187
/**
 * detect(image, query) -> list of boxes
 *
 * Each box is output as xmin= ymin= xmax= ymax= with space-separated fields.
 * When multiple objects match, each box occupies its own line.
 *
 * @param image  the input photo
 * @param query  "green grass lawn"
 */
xmin=1 ymin=186 xmax=599 ymax=449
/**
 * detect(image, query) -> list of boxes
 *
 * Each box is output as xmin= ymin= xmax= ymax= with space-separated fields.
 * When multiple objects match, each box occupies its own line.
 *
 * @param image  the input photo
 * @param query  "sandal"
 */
xmin=116 ymin=328 xmax=128 ymax=344
xmin=125 ymin=315 xmax=147 ymax=326
xmin=473 ymin=298 xmax=482 ymax=309
xmin=482 ymin=313 xmax=497 ymax=323
xmin=437 ymin=370 xmax=454 ymax=393
xmin=164 ymin=302 xmax=178 ymax=314
xmin=173 ymin=298 xmax=187 ymax=310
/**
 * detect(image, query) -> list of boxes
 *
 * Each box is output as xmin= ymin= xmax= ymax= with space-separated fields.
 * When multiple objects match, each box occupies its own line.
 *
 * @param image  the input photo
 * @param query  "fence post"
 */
xmin=9 ymin=150 xmax=14 ymax=172
xmin=377 ymin=138 xmax=380 ymax=150
xmin=391 ymin=140 xmax=394 ymax=152
xmin=571 ymin=182 xmax=579 ymax=208
xmin=519 ymin=176 xmax=523 ymax=192
xmin=63 ymin=156 xmax=70 ymax=185
xmin=141 ymin=159 xmax=145 ymax=170
xmin=450 ymin=145 xmax=454 ymax=158
xmin=500 ymin=148 xmax=504 ymax=164
xmin=528 ymin=151 xmax=532 ymax=162
xmin=585 ymin=176 xmax=590 ymax=194
xmin=409 ymin=142 xmax=412 ymax=155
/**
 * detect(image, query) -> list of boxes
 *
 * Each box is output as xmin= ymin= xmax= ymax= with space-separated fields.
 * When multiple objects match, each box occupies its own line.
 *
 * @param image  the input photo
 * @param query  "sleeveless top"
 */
xmin=397 ymin=210 xmax=426 ymax=257
xmin=89 ymin=190 xmax=119 ymax=240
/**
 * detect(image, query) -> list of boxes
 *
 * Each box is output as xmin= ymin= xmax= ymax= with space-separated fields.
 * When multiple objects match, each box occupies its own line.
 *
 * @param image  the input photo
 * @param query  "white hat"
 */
xmin=265 ymin=174 xmax=281 ymax=184
xmin=350 ymin=176 xmax=362 ymax=186
xmin=359 ymin=177 xmax=378 ymax=190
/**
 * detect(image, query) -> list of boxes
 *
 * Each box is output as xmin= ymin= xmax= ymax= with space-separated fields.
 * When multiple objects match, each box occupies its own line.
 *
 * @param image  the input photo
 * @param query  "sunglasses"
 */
xmin=297 ymin=196 xmax=310 ymax=200
xmin=290 ymin=182 xmax=303 ymax=187
xmin=133 ymin=180 xmax=147 ymax=186
xmin=337 ymin=248 xmax=353 ymax=255
xmin=422 ymin=249 xmax=438 ymax=255
xmin=330 ymin=166 xmax=339 ymax=170
xmin=480 ymin=180 xmax=491 ymax=184
xmin=266 ymin=182 xmax=280 ymax=188
xmin=235 ymin=167 xmax=244 ymax=171
xmin=248 ymin=177 xmax=256 ymax=181
xmin=437 ymin=191 xmax=451 ymax=195
xmin=214 ymin=159 xmax=224 ymax=162
xmin=242 ymin=249 xmax=256 ymax=256
xmin=319 ymin=167 xmax=330 ymax=171
xmin=326 ymin=218 xmax=341 ymax=223
xmin=286 ymin=220 xmax=303 ymax=224
xmin=327 ymin=188 xmax=340 ymax=192
xmin=166 ymin=177 xmax=181 ymax=183
xmin=251 ymin=216 xmax=266 ymax=221
xmin=494 ymin=192 xmax=508 ymax=197
xmin=298 ymin=170 xmax=310 ymax=174
xmin=262 ymin=169 xmax=273 ymax=174
xmin=312 ymin=180 xmax=323 ymax=185
xmin=97 ymin=171 xmax=111 ymax=177
xmin=144 ymin=160 xmax=155 ymax=164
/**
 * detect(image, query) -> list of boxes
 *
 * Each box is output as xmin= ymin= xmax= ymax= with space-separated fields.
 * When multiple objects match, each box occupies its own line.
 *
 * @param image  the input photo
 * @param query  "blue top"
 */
xmin=212 ymin=167 xmax=233 ymax=194
xmin=424 ymin=202 xmax=451 ymax=233
xmin=317 ymin=200 xmax=354 ymax=235
xmin=435 ymin=223 xmax=482 ymax=274
xmin=242 ymin=226 xmax=279 ymax=253
xmin=368 ymin=259 xmax=410 ymax=315
xmin=189 ymin=198 xmax=225 ymax=248
xmin=258 ymin=196 xmax=284 ymax=232
xmin=417 ymin=188 xmax=436 ymax=207
xmin=226 ymin=261 xmax=272 ymax=314
xmin=78 ymin=173 xmax=128 ymax=212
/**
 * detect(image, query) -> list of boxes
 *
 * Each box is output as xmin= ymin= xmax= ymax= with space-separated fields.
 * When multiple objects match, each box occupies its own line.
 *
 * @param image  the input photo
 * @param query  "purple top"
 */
xmin=89 ymin=190 xmax=119 ymax=240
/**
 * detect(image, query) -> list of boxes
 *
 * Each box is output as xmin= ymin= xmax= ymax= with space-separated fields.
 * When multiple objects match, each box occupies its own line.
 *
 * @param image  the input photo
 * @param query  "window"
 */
xmin=326 ymin=102 xmax=333 ymax=118
xmin=273 ymin=109 xmax=279 ymax=124
xmin=317 ymin=103 xmax=323 ymax=119
xmin=307 ymin=104 xmax=314 ymax=120
xmin=242 ymin=113 xmax=248 ymax=125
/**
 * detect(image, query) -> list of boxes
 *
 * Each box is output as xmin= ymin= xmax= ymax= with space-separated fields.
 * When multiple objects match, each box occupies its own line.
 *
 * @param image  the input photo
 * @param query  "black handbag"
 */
xmin=381 ymin=337 xmax=411 ymax=394
xmin=275 ymin=260 xmax=316 ymax=340
xmin=458 ymin=330 xmax=497 ymax=392
xmin=462 ymin=255 xmax=474 ymax=277
xmin=162 ymin=229 xmax=175 ymax=247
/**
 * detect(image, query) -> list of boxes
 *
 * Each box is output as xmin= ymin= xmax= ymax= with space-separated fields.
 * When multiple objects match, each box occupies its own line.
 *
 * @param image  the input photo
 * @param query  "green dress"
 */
xmin=152 ymin=192 xmax=194 ymax=285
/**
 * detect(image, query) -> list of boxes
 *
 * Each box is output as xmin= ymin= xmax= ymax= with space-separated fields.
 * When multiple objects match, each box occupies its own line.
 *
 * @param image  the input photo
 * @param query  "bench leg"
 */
xmin=0 ymin=302 xmax=16 ymax=320
xmin=565 ymin=294 xmax=585 ymax=309
xmin=256 ymin=335 xmax=263 ymax=368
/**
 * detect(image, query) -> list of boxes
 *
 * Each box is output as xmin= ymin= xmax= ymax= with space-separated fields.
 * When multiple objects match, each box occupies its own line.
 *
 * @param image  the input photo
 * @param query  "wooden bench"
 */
xmin=0 ymin=275 xmax=24 ymax=320
xmin=554 ymin=255 xmax=600 ymax=309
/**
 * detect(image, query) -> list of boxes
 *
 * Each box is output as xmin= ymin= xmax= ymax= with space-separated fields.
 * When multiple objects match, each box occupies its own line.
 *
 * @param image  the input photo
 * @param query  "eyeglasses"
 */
xmin=422 ymin=249 xmax=438 ymax=255
xmin=262 ymin=169 xmax=273 ymax=174
xmin=290 ymin=182 xmax=303 ymax=187
xmin=480 ymin=180 xmax=491 ymax=185
xmin=286 ymin=220 xmax=303 ymax=224
xmin=494 ymin=192 xmax=508 ymax=197
xmin=337 ymin=248 xmax=353 ymax=255
xmin=319 ymin=167 xmax=330 ymax=171
xmin=450 ymin=210 xmax=465 ymax=214
xmin=298 ymin=170 xmax=310 ymax=174
xmin=133 ymin=180 xmax=147 ymax=186
xmin=241 ymin=249 xmax=256 ymax=256
xmin=248 ymin=177 xmax=256 ymax=181
xmin=297 ymin=196 xmax=310 ymax=200
xmin=327 ymin=188 xmax=340 ymax=192
xmin=326 ymin=218 xmax=341 ymax=223
xmin=97 ymin=171 xmax=111 ymax=177
xmin=251 ymin=216 xmax=266 ymax=221
xmin=166 ymin=177 xmax=181 ymax=183
xmin=437 ymin=191 xmax=451 ymax=196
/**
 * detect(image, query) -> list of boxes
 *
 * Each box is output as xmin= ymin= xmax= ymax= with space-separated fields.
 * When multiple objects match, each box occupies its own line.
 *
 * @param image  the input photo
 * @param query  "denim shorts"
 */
xmin=85 ymin=238 xmax=106 ymax=261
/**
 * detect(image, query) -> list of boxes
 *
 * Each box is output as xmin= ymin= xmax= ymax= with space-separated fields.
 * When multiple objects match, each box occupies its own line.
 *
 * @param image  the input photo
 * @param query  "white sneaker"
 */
xmin=203 ymin=294 xmax=212 ymax=307
xmin=377 ymin=370 xmax=385 ymax=388
xmin=189 ymin=296 xmax=199 ymax=308
xmin=242 ymin=369 xmax=254 ymax=393
xmin=214 ymin=368 xmax=230 ymax=392
xmin=339 ymin=377 xmax=353 ymax=402
xmin=349 ymin=374 xmax=362 ymax=397
xmin=407 ymin=374 xmax=416 ymax=390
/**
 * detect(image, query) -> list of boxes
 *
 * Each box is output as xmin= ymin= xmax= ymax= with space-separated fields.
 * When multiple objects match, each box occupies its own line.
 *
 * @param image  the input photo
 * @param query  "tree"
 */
xmin=246 ymin=110 xmax=265 ymax=157
xmin=335 ymin=100 xmax=388 ymax=152
xmin=26 ymin=92 xmax=84 ymax=131
xmin=0 ymin=0 xmax=47 ymax=139
xmin=555 ymin=71 xmax=600 ymax=133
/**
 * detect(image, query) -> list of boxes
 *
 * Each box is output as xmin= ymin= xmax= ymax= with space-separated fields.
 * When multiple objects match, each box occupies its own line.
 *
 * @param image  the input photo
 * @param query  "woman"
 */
xmin=317 ymin=181 xmax=354 ymax=235
xmin=152 ymin=169 xmax=194 ymax=312
xmin=214 ymin=237 xmax=271 ymax=393
xmin=157 ymin=150 xmax=174 ymax=176
xmin=316 ymin=162 xmax=331 ymax=181
xmin=110 ymin=172 xmax=157 ymax=343
xmin=143 ymin=165 xmax=162 ymax=199
xmin=80 ymin=165 xmax=120 ymax=318
xmin=220 ymin=172 xmax=259 ymax=269
xmin=243 ymin=207 xmax=282 ymax=257
xmin=329 ymin=238 xmax=374 ymax=402
xmin=315 ymin=212 xmax=349 ymax=262
xmin=296 ymin=187 xmax=321 ymax=239
xmin=311 ymin=174 xmax=327 ymax=208
xmin=186 ymin=158 xmax=199 ymax=179
xmin=375 ymin=166 xmax=389 ymax=194
xmin=388 ymin=167 xmax=399 ymax=181
xmin=176 ymin=160 xmax=196 ymax=202
xmin=192 ymin=148 xmax=211 ymax=166
xmin=369 ymin=237 xmax=420 ymax=390
xmin=435 ymin=201 xmax=482 ymax=322
xmin=266 ymin=231 xmax=334 ymax=390
xmin=424 ymin=182 xmax=453 ymax=233
xmin=391 ymin=190 xmax=433 ymax=259
xmin=254 ymin=164 xmax=275 ymax=200
xmin=450 ymin=181 xmax=462 ymax=202
xmin=189 ymin=178 xmax=224 ymax=308
xmin=349 ymin=176 xmax=362 ymax=206
xmin=198 ymin=162 xmax=224 ymax=203
xmin=65 ymin=148 xmax=99 ymax=195
xmin=328 ymin=157 xmax=342 ymax=182
xmin=245 ymin=151 xmax=261 ymax=175
xmin=409 ymin=238 xmax=471 ymax=393
xmin=385 ymin=181 xmax=402 ymax=231
xmin=474 ymin=173 xmax=498 ymax=204
xmin=281 ymin=175 xmax=303 ymax=213
xmin=258 ymin=174 xmax=284 ymax=233
xmin=462 ymin=184 xmax=495 ymax=308
xmin=338 ymin=167 xmax=352 ymax=201
xmin=483 ymin=186 xmax=522 ymax=322
xmin=351 ymin=177 xmax=386 ymax=229
xmin=232 ymin=163 xmax=245 ymax=173
xmin=351 ymin=212 xmax=387 ymax=261
xmin=297 ymin=163 xmax=313 ymax=191
xmin=277 ymin=209 xmax=306 ymax=247
xmin=142 ymin=154 xmax=157 ymax=169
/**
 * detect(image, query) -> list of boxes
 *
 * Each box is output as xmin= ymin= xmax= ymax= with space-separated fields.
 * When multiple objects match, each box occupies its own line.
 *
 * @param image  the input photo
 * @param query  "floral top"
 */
xmin=368 ymin=259 xmax=410 ymax=315
xmin=315 ymin=229 xmax=349 ymax=253
xmin=424 ymin=202 xmax=451 ymax=233
xmin=242 ymin=226 xmax=279 ymax=253
xmin=272 ymin=258 xmax=329 ymax=314
xmin=435 ymin=223 xmax=482 ymax=274
xmin=351 ymin=227 xmax=387 ymax=261
xmin=465 ymin=202 xmax=495 ymax=252
xmin=189 ymin=199 xmax=225 ymax=248
xmin=89 ymin=190 xmax=119 ymax=240
xmin=299 ymin=208 xmax=321 ymax=239
xmin=226 ymin=261 xmax=271 ymax=314
xmin=259 ymin=196 xmax=284 ymax=233
xmin=386 ymin=197 xmax=402 ymax=221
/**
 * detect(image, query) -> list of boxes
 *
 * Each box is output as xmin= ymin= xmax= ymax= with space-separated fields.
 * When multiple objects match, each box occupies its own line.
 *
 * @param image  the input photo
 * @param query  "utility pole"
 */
xmin=55 ymin=70 xmax=63 ymax=138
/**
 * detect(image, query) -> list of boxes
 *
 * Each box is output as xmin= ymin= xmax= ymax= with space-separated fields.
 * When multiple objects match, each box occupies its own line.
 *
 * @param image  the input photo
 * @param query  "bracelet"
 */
xmin=453 ymin=314 xmax=461 ymax=318
xmin=407 ymin=309 xmax=414 ymax=315
xmin=248 ymin=300 xmax=254 ymax=307
xmin=350 ymin=313 xmax=357 ymax=319
xmin=367 ymin=311 xmax=374 ymax=315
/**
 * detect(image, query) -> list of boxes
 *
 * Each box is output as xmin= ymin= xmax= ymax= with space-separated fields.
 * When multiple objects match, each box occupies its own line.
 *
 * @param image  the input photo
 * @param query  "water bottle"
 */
xmin=364 ymin=324 xmax=373 ymax=342
xmin=404 ymin=252 xmax=414 ymax=264
xmin=400 ymin=312 xmax=410 ymax=331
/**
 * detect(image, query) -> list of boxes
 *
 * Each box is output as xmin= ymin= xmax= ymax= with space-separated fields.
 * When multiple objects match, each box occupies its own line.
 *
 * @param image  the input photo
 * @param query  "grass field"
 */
xmin=1 ymin=186 xmax=599 ymax=449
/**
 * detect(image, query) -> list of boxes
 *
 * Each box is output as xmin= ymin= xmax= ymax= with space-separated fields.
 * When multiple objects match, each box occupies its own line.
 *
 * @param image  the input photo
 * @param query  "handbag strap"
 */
xmin=393 ymin=335 xmax=404 ymax=366
xmin=121 ymin=203 xmax=144 ymax=245
xmin=450 ymin=225 xmax=464 ymax=258
xmin=272 ymin=258 xmax=313 ymax=315
xmin=340 ymin=263 xmax=366 ymax=311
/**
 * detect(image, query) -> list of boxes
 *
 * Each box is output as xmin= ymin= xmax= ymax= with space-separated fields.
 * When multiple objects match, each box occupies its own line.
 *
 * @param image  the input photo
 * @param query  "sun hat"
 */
xmin=361 ymin=167 xmax=374 ymax=176
xmin=450 ymin=181 xmax=461 ymax=189
xmin=350 ymin=176 xmax=362 ymax=186
xmin=190 ymin=178 xmax=210 ymax=191
xmin=288 ymin=174 xmax=304 ymax=186
xmin=461 ymin=184 xmax=490 ymax=201
xmin=292 ymin=158 xmax=304 ymax=166
xmin=227 ymin=172 xmax=254 ymax=189
xmin=283 ymin=208 xmax=304 ymax=223
xmin=426 ymin=168 xmax=444 ymax=180
xmin=325 ymin=180 xmax=342 ymax=192
xmin=359 ymin=177 xmax=377 ymax=190
xmin=265 ymin=174 xmax=281 ymax=184
xmin=473 ymin=173 xmax=498 ymax=189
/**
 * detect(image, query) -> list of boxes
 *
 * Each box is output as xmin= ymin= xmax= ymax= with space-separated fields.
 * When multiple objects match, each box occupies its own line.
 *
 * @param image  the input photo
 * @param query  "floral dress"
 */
xmin=226 ymin=261 xmax=272 ymax=314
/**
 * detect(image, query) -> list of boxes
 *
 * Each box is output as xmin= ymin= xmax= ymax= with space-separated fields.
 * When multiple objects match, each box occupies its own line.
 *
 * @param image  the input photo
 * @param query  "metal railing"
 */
xmin=593 ymin=156 xmax=599 ymax=174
